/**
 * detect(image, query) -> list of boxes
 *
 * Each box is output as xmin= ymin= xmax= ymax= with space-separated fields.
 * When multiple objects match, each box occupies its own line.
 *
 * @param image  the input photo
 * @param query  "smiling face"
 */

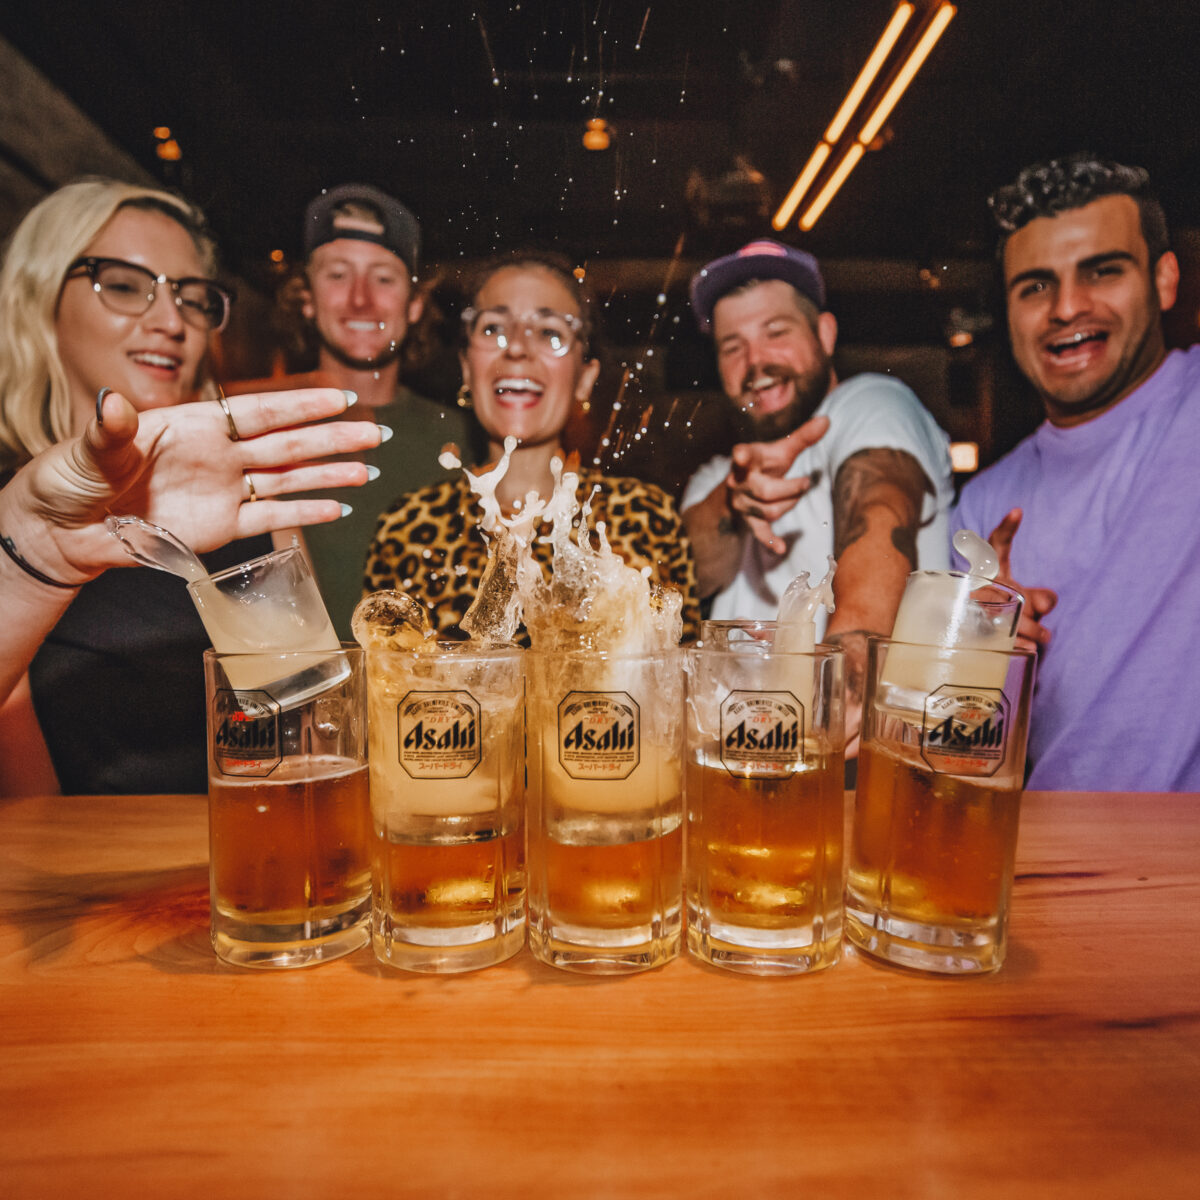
xmin=304 ymin=238 xmax=423 ymax=370
xmin=1003 ymin=193 xmax=1179 ymax=426
xmin=55 ymin=206 xmax=212 ymax=430
xmin=711 ymin=279 xmax=838 ymax=441
xmin=460 ymin=264 xmax=599 ymax=454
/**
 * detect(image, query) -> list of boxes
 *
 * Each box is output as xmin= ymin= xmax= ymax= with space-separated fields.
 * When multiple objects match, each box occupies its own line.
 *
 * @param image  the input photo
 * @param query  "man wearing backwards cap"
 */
xmin=296 ymin=184 xmax=472 ymax=637
xmin=682 ymin=239 xmax=953 ymax=747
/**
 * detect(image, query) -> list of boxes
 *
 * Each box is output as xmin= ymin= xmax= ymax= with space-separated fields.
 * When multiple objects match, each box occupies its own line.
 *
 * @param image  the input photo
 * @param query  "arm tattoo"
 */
xmin=832 ymin=448 xmax=933 ymax=569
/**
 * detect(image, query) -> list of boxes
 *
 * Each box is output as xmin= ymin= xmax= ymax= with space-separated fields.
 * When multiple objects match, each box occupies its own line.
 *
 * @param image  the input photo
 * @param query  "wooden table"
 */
xmin=1 ymin=791 xmax=1198 ymax=1199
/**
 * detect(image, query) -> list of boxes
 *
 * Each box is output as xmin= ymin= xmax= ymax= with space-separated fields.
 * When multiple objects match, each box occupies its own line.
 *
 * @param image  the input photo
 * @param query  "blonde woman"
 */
xmin=0 ymin=179 xmax=378 ymax=795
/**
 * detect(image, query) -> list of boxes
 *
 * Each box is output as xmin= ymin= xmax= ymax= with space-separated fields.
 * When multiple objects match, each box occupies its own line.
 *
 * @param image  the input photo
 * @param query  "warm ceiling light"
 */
xmin=824 ymin=3 xmax=915 ymax=144
xmin=153 ymin=126 xmax=172 ymax=140
xmin=858 ymin=3 xmax=956 ymax=146
xmin=155 ymin=139 xmax=182 ymax=162
xmin=799 ymin=143 xmax=864 ymax=231
xmin=269 ymin=249 xmax=285 ymax=263
xmin=772 ymin=143 xmax=832 ymax=230
xmin=582 ymin=118 xmax=611 ymax=151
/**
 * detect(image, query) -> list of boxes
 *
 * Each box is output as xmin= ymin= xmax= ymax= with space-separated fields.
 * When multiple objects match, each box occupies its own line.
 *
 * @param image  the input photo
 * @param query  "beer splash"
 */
xmin=353 ymin=435 xmax=682 ymax=653
xmin=775 ymin=556 xmax=836 ymax=652
xmin=455 ymin=435 xmax=683 ymax=652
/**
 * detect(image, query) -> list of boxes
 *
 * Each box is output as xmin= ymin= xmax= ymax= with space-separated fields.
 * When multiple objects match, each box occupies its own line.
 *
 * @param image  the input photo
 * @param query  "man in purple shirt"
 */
xmin=953 ymin=152 xmax=1200 ymax=791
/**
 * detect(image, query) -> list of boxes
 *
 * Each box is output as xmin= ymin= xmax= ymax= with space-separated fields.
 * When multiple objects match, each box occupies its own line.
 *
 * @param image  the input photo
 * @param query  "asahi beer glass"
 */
xmin=189 ymin=545 xmax=344 ymax=704
xmin=364 ymin=642 xmax=525 ymax=972
xmin=846 ymin=638 xmax=1036 ymax=975
xmin=880 ymin=572 xmax=1023 ymax=706
xmin=686 ymin=627 xmax=845 ymax=974
xmin=204 ymin=646 xmax=370 ymax=968
xmin=526 ymin=648 xmax=684 ymax=973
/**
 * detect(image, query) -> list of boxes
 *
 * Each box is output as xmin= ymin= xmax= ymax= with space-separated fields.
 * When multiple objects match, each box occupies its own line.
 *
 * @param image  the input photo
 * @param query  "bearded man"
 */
xmin=681 ymin=240 xmax=953 ymax=745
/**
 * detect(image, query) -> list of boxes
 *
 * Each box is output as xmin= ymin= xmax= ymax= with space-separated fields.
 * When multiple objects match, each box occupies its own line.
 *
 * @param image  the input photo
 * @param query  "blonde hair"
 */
xmin=0 ymin=177 xmax=219 ymax=471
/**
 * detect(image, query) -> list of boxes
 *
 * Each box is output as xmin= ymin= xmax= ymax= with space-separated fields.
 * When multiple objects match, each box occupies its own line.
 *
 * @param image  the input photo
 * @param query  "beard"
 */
xmin=315 ymin=327 xmax=403 ymax=373
xmin=730 ymin=360 xmax=832 ymax=442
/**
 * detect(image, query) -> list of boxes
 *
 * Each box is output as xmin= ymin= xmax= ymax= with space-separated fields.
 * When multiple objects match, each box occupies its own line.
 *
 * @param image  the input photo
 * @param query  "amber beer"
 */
xmin=204 ymin=646 xmax=370 ymax=969
xmin=364 ymin=642 xmax=525 ymax=973
xmin=845 ymin=637 xmax=1036 ymax=975
xmin=684 ymin=637 xmax=844 ymax=974
xmin=209 ymin=756 xmax=370 ymax=932
xmin=847 ymin=742 xmax=1020 ymax=965
xmin=526 ymin=649 xmax=685 ymax=973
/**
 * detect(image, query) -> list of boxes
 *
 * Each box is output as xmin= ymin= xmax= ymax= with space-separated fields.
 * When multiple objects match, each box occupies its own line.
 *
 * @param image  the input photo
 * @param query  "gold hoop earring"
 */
xmin=456 ymin=384 xmax=473 ymax=410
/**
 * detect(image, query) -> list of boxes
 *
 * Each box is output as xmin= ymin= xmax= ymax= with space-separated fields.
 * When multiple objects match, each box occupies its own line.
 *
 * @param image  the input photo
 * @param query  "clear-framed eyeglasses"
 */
xmin=461 ymin=306 xmax=584 ymax=358
xmin=65 ymin=256 xmax=235 ymax=332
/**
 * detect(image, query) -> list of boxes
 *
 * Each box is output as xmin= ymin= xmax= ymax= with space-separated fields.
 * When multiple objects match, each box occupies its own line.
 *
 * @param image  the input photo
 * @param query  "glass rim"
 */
xmin=186 ymin=543 xmax=304 ymax=590
xmin=360 ymin=638 xmax=523 ymax=660
xmin=903 ymin=569 xmax=1024 ymax=602
xmin=688 ymin=639 xmax=844 ymax=659
xmin=203 ymin=641 xmax=362 ymax=661
xmin=524 ymin=645 xmax=682 ymax=663
xmin=868 ymin=633 xmax=1038 ymax=661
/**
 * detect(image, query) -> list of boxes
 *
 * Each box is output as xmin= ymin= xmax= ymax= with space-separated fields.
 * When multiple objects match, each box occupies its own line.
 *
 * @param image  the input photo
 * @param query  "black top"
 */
xmin=29 ymin=536 xmax=273 ymax=795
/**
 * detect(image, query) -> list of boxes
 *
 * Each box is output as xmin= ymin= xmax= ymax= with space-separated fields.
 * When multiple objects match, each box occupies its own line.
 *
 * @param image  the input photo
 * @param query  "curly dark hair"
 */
xmin=988 ymin=152 xmax=1170 ymax=263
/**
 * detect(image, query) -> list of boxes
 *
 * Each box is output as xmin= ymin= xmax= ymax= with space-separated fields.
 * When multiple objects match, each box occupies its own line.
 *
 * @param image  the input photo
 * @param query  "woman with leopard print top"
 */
xmin=363 ymin=250 xmax=699 ymax=643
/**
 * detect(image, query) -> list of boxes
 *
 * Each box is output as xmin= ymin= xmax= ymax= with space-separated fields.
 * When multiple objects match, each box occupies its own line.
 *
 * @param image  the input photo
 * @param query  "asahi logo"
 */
xmin=558 ymin=691 xmax=640 ymax=780
xmin=213 ymin=689 xmax=281 ymax=777
xmin=399 ymin=691 xmax=481 ymax=779
xmin=921 ymin=685 xmax=1009 ymax=777
xmin=720 ymin=691 xmax=804 ymax=778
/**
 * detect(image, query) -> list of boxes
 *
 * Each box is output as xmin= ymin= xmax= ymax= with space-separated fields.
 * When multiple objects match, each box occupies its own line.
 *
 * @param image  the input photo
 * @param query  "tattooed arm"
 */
xmin=826 ymin=446 xmax=934 ymax=753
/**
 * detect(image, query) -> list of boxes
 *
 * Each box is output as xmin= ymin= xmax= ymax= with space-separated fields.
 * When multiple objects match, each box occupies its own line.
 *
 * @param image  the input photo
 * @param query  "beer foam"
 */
xmin=460 ymin=436 xmax=682 ymax=652
xmin=775 ymin=556 xmax=836 ymax=653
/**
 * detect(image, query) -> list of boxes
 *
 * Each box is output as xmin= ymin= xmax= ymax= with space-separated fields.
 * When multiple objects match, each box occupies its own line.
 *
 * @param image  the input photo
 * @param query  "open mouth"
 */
xmin=493 ymin=376 xmax=545 ymax=405
xmin=742 ymin=372 xmax=794 ymax=412
xmin=1046 ymin=329 xmax=1108 ymax=357
xmin=345 ymin=320 xmax=386 ymax=332
xmin=130 ymin=351 xmax=182 ymax=371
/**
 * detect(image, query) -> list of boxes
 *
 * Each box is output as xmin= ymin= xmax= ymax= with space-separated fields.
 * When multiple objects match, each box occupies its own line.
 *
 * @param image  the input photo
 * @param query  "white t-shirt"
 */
xmin=682 ymin=373 xmax=954 ymax=634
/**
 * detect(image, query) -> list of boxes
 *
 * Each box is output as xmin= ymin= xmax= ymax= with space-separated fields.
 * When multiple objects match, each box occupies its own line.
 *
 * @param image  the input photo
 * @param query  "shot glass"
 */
xmin=526 ymin=648 xmax=684 ymax=974
xmin=204 ymin=645 xmax=370 ymax=969
xmin=685 ymin=626 xmax=845 ymax=975
xmin=846 ymin=637 xmax=1037 ymax=975
xmin=880 ymin=572 xmax=1024 ymax=708
xmin=364 ymin=641 xmax=525 ymax=973
xmin=189 ymin=544 xmax=343 ymax=705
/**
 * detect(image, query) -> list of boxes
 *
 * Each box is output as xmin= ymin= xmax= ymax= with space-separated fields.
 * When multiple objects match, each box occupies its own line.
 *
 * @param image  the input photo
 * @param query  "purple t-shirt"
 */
xmin=952 ymin=346 xmax=1200 ymax=792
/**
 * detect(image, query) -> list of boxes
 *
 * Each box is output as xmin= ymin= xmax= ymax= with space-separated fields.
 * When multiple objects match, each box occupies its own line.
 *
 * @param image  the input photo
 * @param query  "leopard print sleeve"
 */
xmin=362 ymin=477 xmax=488 ymax=637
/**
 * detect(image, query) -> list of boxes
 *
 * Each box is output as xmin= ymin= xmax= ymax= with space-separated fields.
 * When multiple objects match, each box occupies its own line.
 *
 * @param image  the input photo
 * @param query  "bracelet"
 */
xmin=0 ymin=530 xmax=80 ymax=589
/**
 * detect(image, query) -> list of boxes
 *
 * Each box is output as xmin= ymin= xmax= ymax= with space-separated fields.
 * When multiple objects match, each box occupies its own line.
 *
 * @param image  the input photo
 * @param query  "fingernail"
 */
xmin=365 ymin=465 xmax=381 ymax=481
xmin=342 ymin=389 xmax=357 ymax=407
xmin=377 ymin=424 xmax=394 ymax=443
xmin=96 ymin=387 xmax=112 ymax=426
xmin=339 ymin=503 xmax=353 ymax=518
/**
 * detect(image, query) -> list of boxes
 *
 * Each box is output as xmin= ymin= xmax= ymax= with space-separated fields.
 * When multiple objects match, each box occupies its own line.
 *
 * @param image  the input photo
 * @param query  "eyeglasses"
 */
xmin=65 ymin=257 xmax=234 ymax=332
xmin=462 ymin=306 xmax=584 ymax=358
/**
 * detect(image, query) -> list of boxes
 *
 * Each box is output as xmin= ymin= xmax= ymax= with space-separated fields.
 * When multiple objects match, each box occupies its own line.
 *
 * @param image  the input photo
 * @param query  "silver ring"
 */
xmin=245 ymin=473 xmax=258 ymax=502
xmin=217 ymin=388 xmax=241 ymax=441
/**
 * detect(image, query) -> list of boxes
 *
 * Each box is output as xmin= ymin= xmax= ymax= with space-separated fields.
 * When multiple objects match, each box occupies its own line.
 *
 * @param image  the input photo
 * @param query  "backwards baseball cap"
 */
xmin=690 ymin=239 xmax=825 ymax=334
xmin=303 ymin=183 xmax=421 ymax=275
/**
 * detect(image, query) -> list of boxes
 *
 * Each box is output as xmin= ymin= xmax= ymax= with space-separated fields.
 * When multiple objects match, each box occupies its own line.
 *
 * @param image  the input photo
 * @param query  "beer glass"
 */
xmin=364 ymin=641 xmax=525 ymax=973
xmin=685 ymin=627 xmax=845 ymax=974
xmin=846 ymin=638 xmax=1036 ymax=975
xmin=526 ymin=648 xmax=684 ymax=973
xmin=189 ymin=545 xmax=344 ymax=705
xmin=204 ymin=645 xmax=370 ymax=968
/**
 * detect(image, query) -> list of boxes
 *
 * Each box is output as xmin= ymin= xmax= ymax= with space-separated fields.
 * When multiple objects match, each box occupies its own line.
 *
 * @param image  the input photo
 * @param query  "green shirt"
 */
xmin=305 ymin=386 xmax=475 ymax=639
